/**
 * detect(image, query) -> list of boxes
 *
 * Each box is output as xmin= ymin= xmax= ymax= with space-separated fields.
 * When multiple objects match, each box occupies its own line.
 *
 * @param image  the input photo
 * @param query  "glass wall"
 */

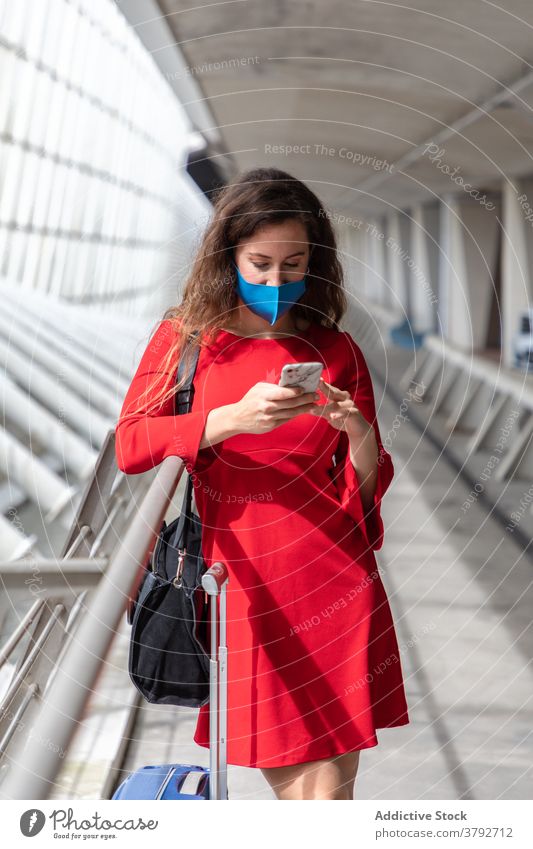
xmin=0 ymin=0 xmax=210 ymax=316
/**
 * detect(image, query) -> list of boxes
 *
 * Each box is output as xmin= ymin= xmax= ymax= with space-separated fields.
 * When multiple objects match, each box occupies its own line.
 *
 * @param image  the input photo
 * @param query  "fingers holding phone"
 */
xmin=232 ymin=380 xmax=320 ymax=434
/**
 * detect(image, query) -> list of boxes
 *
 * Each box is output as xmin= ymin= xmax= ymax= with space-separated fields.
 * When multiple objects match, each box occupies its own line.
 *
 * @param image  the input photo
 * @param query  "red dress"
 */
xmin=115 ymin=319 xmax=410 ymax=768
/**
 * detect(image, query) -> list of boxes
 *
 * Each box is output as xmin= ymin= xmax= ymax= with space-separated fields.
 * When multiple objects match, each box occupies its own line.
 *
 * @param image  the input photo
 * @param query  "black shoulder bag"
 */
xmin=127 ymin=330 xmax=210 ymax=707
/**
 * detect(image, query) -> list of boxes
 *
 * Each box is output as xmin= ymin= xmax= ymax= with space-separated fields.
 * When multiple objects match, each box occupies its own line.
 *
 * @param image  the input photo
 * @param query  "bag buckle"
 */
xmin=176 ymin=387 xmax=194 ymax=414
xmin=172 ymin=548 xmax=186 ymax=588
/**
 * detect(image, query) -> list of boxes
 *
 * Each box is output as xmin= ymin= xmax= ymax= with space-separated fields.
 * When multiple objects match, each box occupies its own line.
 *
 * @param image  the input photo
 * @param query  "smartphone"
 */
xmin=279 ymin=361 xmax=324 ymax=394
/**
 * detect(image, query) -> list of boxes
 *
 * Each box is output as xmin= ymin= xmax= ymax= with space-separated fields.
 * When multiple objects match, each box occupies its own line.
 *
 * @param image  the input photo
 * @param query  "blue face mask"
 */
xmin=232 ymin=261 xmax=308 ymax=326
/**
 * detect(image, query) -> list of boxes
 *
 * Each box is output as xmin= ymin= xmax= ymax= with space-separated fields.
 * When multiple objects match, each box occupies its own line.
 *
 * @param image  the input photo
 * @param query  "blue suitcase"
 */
xmin=112 ymin=562 xmax=229 ymax=801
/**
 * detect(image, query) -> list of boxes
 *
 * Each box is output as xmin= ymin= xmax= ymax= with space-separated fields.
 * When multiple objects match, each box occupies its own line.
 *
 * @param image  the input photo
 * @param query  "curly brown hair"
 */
xmin=126 ymin=166 xmax=347 ymax=417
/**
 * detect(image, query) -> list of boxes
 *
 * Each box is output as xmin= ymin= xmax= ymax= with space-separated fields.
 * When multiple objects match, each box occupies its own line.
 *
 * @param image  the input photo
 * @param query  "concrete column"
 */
xmin=501 ymin=179 xmax=532 ymax=367
xmin=363 ymin=217 xmax=387 ymax=304
xmin=410 ymin=203 xmax=440 ymax=334
xmin=336 ymin=220 xmax=363 ymax=312
xmin=384 ymin=211 xmax=410 ymax=322
xmin=438 ymin=194 xmax=500 ymax=351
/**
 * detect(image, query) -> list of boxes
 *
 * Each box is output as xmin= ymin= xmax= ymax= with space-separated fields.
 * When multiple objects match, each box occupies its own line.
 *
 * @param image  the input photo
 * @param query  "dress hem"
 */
xmin=192 ymin=716 xmax=410 ymax=769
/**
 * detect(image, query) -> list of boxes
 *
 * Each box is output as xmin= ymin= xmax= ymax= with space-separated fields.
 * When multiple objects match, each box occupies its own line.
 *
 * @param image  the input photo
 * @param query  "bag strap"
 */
xmin=174 ymin=329 xmax=201 ymax=525
xmin=175 ymin=331 xmax=200 ymax=416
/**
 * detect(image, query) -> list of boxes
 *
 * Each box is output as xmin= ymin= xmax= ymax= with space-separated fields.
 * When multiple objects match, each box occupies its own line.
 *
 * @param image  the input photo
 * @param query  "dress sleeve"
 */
xmin=329 ymin=332 xmax=395 ymax=551
xmin=114 ymin=319 xmax=212 ymax=476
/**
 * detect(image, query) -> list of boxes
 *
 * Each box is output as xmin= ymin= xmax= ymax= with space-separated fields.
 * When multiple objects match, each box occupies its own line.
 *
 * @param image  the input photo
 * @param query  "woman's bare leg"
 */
xmin=260 ymin=751 xmax=361 ymax=800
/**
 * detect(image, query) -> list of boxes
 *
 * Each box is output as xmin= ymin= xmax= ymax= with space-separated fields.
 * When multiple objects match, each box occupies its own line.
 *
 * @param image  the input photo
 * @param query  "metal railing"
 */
xmin=400 ymin=334 xmax=533 ymax=481
xmin=0 ymin=430 xmax=181 ymax=798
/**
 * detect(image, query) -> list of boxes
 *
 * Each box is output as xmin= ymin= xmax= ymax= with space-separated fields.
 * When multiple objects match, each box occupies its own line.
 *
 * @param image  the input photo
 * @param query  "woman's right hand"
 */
xmin=231 ymin=382 xmax=321 ymax=434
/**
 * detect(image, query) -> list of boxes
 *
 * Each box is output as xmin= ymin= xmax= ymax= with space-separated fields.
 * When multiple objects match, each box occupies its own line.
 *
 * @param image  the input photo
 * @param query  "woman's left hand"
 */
xmin=311 ymin=377 xmax=375 ymax=439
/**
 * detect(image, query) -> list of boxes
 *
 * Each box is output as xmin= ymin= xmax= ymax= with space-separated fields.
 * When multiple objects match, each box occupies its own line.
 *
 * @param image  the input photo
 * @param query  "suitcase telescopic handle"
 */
xmin=201 ymin=561 xmax=228 ymax=595
xmin=201 ymin=561 xmax=229 ymax=800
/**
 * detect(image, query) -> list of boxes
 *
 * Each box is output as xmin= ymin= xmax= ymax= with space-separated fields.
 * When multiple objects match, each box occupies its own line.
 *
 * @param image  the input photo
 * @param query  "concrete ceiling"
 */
xmin=154 ymin=0 xmax=533 ymax=216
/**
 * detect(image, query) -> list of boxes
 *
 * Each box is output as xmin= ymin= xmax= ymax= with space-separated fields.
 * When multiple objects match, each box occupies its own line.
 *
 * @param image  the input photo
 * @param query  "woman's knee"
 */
xmin=260 ymin=751 xmax=360 ymax=800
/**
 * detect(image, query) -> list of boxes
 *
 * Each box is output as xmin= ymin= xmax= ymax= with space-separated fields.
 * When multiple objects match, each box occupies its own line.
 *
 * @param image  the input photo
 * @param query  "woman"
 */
xmin=115 ymin=167 xmax=410 ymax=800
